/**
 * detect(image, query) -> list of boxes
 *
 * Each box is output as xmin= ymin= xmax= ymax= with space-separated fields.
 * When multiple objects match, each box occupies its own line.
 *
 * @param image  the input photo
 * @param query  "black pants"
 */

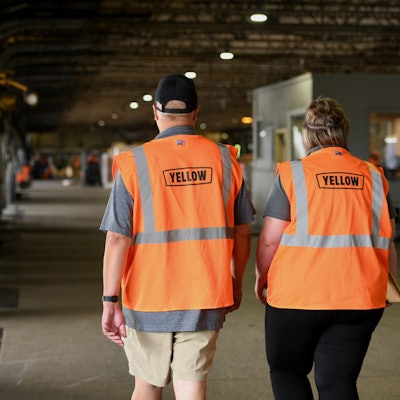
xmin=265 ymin=304 xmax=384 ymax=400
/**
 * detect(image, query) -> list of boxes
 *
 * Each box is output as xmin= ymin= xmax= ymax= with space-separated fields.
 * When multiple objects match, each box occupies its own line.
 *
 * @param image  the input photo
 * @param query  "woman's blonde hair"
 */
xmin=302 ymin=97 xmax=350 ymax=151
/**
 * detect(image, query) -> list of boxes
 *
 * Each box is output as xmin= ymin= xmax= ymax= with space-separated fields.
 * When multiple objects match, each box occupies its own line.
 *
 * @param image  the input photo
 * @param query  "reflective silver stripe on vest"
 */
xmin=133 ymin=146 xmax=155 ymax=233
xmin=280 ymin=160 xmax=390 ymax=249
xmin=131 ymin=143 xmax=234 ymax=244
xmin=218 ymin=143 xmax=233 ymax=226
xmin=133 ymin=226 xmax=235 ymax=244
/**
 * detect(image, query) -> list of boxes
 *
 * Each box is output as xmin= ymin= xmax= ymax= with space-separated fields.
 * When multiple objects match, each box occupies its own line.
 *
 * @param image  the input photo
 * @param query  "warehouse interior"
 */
xmin=1 ymin=1 xmax=400 ymax=399
xmin=1 ymin=1 xmax=400 ymax=146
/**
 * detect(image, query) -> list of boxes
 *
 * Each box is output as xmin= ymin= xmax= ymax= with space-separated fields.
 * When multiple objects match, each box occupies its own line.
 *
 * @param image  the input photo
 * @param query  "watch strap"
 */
xmin=102 ymin=295 xmax=119 ymax=302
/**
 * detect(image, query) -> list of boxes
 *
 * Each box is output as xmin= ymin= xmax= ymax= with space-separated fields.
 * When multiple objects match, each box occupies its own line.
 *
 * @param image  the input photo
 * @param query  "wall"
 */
xmin=251 ymin=73 xmax=313 ymax=229
xmin=312 ymin=73 xmax=400 ymax=159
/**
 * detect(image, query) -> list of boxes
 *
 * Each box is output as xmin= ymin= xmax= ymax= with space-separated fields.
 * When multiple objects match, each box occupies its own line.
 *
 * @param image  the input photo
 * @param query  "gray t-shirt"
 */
xmin=100 ymin=130 xmax=255 ymax=332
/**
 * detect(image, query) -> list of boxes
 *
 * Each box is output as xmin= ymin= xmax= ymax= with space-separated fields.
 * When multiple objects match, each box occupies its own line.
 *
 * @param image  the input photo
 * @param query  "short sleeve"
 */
xmin=234 ymin=180 xmax=255 ymax=225
xmin=99 ymin=171 xmax=134 ymax=237
xmin=263 ymin=173 xmax=291 ymax=221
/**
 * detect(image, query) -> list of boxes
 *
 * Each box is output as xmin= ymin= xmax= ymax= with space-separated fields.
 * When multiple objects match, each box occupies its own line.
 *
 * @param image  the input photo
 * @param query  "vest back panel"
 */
xmin=113 ymin=134 xmax=243 ymax=311
xmin=268 ymin=147 xmax=392 ymax=310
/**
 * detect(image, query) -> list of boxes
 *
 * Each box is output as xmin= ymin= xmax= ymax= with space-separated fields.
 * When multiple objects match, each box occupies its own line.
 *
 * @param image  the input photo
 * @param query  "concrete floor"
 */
xmin=0 ymin=180 xmax=399 ymax=400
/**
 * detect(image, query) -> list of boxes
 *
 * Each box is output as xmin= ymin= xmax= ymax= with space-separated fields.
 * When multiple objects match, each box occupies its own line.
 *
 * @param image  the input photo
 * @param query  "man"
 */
xmin=100 ymin=74 xmax=254 ymax=400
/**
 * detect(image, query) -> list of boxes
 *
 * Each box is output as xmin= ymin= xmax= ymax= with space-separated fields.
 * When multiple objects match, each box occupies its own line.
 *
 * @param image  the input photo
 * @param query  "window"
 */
xmin=291 ymin=114 xmax=306 ymax=159
xmin=369 ymin=113 xmax=400 ymax=178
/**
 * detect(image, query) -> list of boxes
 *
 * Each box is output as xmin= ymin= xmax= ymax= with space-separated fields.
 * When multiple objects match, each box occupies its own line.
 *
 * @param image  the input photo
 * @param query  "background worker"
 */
xmin=101 ymin=74 xmax=254 ymax=400
xmin=255 ymin=97 xmax=397 ymax=400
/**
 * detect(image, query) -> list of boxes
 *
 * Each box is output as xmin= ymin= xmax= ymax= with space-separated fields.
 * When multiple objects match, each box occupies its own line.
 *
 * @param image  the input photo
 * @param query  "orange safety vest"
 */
xmin=267 ymin=147 xmax=392 ymax=310
xmin=113 ymin=134 xmax=243 ymax=312
xmin=16 ymin=165 xmax=31 ymax=184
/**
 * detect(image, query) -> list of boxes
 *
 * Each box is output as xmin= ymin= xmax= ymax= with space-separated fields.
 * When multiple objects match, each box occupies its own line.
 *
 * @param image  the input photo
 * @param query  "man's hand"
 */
xmin=225 ymin=286 xmax=243 ymax=314
xmin=102 ymin=303 xmax=126 ymax=346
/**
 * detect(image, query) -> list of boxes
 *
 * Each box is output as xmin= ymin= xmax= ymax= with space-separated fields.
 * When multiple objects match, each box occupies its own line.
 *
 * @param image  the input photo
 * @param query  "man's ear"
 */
xmin=192 ymin=107 xmax=200 ymax=121
xmin=152 ymin=104 xmax=159 ymax=120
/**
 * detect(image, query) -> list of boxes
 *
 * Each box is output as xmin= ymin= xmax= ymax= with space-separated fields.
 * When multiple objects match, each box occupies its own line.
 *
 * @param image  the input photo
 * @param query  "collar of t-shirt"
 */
xmin=155 ymin=125 xmax=196 ymax=139
xmin=307 ymin=144 xmax=347 ymax=156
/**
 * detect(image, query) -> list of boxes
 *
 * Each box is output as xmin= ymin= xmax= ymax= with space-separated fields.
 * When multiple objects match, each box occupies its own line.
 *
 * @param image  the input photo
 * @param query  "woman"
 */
xmin=255 ymin=97 xmax=397 ymax=400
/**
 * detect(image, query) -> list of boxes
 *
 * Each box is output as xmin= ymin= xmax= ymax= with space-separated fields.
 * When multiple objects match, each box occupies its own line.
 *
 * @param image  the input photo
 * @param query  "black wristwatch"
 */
xmin=102 ymin=295 xmax=119 ymax=302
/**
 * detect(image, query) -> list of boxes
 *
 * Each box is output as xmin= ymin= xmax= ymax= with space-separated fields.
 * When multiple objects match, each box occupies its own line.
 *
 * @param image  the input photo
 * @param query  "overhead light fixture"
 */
xmin=129 ymin=101 xmax=139 ymax=109
xmin=143 ymin=94 xmax=153 ymax=102
xmin=185 ymin=71 xmax=197 ymax=79
xmin=0 ymin=73 xmax=39 ymax=107
xmin=23 ymin=91 xmax=39 ymax=106
xmin=250 ymin=12 xmax=268 ymax=22
xmin=241 ymin=116 xmax=253 ymax=124
xmin=220 ymin=51 xmax=234 ymax=60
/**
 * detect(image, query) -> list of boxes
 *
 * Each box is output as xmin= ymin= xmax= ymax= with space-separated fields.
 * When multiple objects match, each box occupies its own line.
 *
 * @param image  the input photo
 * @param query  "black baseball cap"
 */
xmin=154 ymin=74 xmax=198 ymax=114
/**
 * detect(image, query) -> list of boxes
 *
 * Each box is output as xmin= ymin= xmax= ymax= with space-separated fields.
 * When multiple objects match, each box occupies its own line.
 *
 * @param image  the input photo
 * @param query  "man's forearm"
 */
xmin=231 ymin=224 xmax=252 ymax=286
xmin=103 ymin=231 xmax=131 ymax=297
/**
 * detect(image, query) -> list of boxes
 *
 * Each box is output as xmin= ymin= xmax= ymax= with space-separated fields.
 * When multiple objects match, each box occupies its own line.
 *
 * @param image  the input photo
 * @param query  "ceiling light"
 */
xmin=185 ymin=71 xmax=197 ymax=79
xmin=219 ymin=51 xmax=234 ymax=60
xmin=143 ymin=94 xmax=153 ymax=102
xmin=241 ymin=116 xmax=253 ymax=124
xmin=111 ymin=112 xmax=118 ymax=119
xmin=0 ymin=74 xmax=39 ymax=106
xmin=129 ymin=101 xmax=139 ymax=109
xmin=23 ymin=90 xmax=39 ymax=106
xmin=250 ymin=13 xmax=268 ymax=22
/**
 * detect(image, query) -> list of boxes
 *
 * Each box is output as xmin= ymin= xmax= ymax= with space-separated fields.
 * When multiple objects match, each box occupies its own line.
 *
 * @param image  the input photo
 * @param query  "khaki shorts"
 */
xmin=123 ymin=326 xmax=219 ymax=387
